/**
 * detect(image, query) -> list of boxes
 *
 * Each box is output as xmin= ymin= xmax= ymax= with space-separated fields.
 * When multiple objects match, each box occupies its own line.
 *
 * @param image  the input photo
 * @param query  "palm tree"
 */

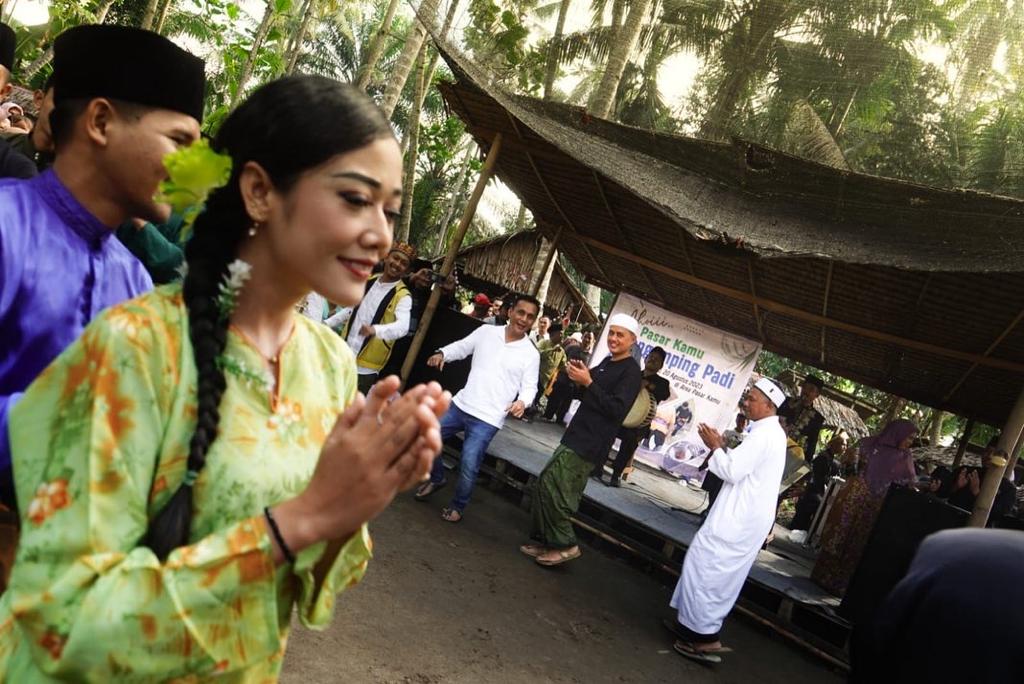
xmin=283 ymin=0 xmax=318 ymax=75
xmin=380 ymin=0 xmax=442 ymax=119
xmin=398 ymin=45 xmax=429 ymax=242
xmin=231 ymin=1 xmax=279 ymax=108
xmin=355 ymin=0 xmax=402 ymax=90
xmin=542 ymin=0 xmax=573 ymax=100
xmin=20 ymin=0 xmax=119 ymax=81
xmin=140 ymin=0 xmax=160 ymax=29
xmin=590 ymin=0 xmax=652 ymax=119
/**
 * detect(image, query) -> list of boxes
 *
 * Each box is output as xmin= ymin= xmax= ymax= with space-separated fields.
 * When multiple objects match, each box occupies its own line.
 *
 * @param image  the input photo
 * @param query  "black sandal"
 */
xmin=414 ymin=479 xmax=446 ymax=501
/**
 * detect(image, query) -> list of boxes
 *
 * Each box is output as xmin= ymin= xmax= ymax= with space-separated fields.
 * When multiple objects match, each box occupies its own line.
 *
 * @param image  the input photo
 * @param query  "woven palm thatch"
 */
xmin=435 ymin=41 xmax=1024 ymax=427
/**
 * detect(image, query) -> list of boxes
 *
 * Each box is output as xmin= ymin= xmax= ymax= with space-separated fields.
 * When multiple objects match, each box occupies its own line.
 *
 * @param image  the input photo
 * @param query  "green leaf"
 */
xmin=226 ymin=3 xmax=239 ymax=20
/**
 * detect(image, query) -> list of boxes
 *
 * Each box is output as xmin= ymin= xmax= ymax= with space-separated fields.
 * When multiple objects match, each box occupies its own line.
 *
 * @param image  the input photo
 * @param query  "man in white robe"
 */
xmin=668 ymin=377 xmax=787 ymax=663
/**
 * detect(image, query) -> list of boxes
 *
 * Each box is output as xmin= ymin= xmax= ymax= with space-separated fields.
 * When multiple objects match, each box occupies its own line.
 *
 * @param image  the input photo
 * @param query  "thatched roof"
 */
xmin=435 ymin=43 xmax=1024 ymax=427
xmin=442 ymin=230 xmax=598 ymax=324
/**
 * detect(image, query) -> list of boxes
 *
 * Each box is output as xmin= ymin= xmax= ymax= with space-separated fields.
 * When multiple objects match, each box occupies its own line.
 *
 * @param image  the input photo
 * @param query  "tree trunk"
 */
xmin=355 ymin=0 xmax=402 ymax=91
xmin=95 ymin=0 xmax=117 ymax=22
xmin=536 ymin=248 xmax=558 ymax=306
xmin=611 ymin=0 xmax=625 ymax=28
xmin=585 ymin=283 xmax=602 ymax=316
xmin=434 ymin=143 xmax=475 ymax=256
xmin=589 ymin=0 xmax=651 ymax=120
xmin=397 ymin=45 xmax=428 ymax=243
xmin=514 ymin=203 xmax=527 ymax=232
xmin=929 ymin=410 xmax=945 ymax=447
xmin=542 ymin=0 xmax=572 ymax=101
xmin=22 ymin=0 xmax=117 ymax=80
xmin=379 ymin=0 xmax=441 ymax=120
xmin=232 ymin=2 xmax=277 ymax=108
xmin=23 ymin=46 xmax=54 ymax=81
xmin=699 ymin=1 xmax=793 ymax=141
xmin=154 ymin=0 xmax=174 ymax=34
xmin=418 ymin=0 xmax=461 ymax=98
xmin=140 ymin=0 xmax=161 ymax=30
xmin=285 ymin=0 xmax=317 ymax=75
xmin=881 ymin=395 xmax=906 ymax=426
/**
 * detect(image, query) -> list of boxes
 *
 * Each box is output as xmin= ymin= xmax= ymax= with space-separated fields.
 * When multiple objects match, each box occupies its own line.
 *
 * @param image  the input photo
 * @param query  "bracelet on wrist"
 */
xmin=264 ymin=506 xmax=296 ymax=565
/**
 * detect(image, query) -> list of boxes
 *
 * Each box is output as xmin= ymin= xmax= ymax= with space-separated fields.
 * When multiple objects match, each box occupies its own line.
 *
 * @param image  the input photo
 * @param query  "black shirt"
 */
xmin=0 ymin=138 xmax=37 ymax=180
xmin=644 ymin=373 xmax=671 ymax=404
xmin=779 ymin=398 xmax=825 ymax=457
xmin=561 ymin=355 xmax=642 ymax=463
xmin=808 ymin=449 xmax=840 ymax=497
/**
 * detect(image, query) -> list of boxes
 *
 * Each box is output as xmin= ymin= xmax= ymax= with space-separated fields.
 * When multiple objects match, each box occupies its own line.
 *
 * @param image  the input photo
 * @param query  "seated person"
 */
xmin=789 ymin=435 xmax=847 ymax=540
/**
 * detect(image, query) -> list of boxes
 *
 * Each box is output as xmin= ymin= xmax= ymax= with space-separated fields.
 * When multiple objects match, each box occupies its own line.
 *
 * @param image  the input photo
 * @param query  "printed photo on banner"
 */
xmin=590 ymin=293 xmax=762 ymax=481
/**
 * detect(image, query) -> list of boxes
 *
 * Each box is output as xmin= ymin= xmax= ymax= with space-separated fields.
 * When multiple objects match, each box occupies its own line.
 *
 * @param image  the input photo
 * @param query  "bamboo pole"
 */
xmin=399 ymin=134 xmax=503 ymax=387
xmin=968 ymin=388 xmax=1024 ymax=527
xmin=1006 ymin=431 xmax=1024 ymax=478
xmin=951 ymin=417 xmax=974 ymax=469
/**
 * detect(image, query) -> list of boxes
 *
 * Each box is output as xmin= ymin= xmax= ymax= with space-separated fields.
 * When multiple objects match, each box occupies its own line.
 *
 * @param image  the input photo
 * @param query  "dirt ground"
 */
xmin=281 ymin=486 xmax=844 ymax=684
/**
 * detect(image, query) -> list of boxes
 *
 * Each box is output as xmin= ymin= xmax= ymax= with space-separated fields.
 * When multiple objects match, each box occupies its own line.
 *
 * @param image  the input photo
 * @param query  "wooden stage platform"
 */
xmin=437 ymin=419 xmax=853 ymax=669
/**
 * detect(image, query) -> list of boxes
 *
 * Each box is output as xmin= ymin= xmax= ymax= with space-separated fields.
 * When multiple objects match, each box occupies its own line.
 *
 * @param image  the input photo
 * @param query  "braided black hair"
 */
xmin=143 ymin=75 xmax=395 ymax=560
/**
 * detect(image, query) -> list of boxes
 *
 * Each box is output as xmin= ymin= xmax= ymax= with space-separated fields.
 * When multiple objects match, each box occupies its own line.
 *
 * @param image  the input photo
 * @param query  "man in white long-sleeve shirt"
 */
xmin=415 ymin=293 xmax=541 ymax=523
xmin=326 ymin=242 xmax=415 ymax=394
xmin=668 ymin=377 xmax=787 ymax=664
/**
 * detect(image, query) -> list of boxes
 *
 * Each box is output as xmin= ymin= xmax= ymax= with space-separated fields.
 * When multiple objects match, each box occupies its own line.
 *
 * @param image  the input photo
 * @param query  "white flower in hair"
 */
xmin=216 ymin=259 xmax=253 ymax=320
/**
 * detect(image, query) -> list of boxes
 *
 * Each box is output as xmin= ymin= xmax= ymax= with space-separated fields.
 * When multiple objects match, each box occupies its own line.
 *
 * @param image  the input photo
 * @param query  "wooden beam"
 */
xmin=943 ymin=305 xmax=1024 ymax=402
xmin=820 ymin=261 xmax=834 ymax=365
xmin=573 ymin=233 xmax=1024 ymax=374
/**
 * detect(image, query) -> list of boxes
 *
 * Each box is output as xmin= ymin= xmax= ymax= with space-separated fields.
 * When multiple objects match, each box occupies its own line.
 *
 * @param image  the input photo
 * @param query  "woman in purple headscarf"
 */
xmin=811 ymin=419 xmax=918 ymax=596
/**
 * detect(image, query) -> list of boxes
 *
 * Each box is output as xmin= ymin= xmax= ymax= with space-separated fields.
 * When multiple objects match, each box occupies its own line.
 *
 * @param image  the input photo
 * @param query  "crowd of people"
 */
xmin=1 ymin=18 xmax=1020 ymax=679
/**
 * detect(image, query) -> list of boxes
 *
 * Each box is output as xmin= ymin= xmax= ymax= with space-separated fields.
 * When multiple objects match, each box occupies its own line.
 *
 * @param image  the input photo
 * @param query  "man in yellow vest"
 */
xmin=328 ymin=242 xmax=416 ymax=394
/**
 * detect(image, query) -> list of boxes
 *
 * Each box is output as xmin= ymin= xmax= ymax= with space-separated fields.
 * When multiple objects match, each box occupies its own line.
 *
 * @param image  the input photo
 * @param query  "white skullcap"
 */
xmin=568 ymin=332 xmax=583 ymax=342
xmin=607 ymin=313 xmax=640 ymax=337
xmin=753 ymin=378 xmax=787 ymax=408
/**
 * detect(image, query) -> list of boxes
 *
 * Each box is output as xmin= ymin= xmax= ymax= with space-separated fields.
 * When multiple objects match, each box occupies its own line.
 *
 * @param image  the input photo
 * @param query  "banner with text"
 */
xmin=591 ymin=293 xmax=762 ymax=478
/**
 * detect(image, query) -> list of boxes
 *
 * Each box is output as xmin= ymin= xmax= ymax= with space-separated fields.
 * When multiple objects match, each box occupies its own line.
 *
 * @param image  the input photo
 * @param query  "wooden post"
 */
xmin=530 ymin=226 xmax=563 ymax=297
xmin=968 ymin=387 xmax=1024 ymax=527
xmin=951 ymin=417 xmax=974 ymax=469
xmin=399 ymin=134 xmax=503 ymax=386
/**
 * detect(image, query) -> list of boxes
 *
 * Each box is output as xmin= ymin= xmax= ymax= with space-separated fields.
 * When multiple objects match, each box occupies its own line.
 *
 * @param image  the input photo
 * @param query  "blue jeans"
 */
xmin=429 ymin=404 xmax=500 ymax=513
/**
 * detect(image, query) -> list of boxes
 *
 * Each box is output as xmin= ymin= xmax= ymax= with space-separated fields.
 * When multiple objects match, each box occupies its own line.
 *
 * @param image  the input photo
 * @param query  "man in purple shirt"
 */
xmin=0 ymin=25 xmax=206 ymax=503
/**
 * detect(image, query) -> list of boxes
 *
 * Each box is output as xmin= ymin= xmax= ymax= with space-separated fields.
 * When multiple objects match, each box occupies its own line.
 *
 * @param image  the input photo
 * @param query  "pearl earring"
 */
xmin=248 ymin=222 xmax=259 ymax=237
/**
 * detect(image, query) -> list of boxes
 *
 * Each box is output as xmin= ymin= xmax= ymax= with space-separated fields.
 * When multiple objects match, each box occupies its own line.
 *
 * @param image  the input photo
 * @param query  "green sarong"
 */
xmin=531 ymin=444 xmax=593 ymax=549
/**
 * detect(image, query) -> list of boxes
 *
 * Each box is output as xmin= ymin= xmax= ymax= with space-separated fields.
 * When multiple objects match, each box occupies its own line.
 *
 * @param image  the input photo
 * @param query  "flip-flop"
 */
xmin=441 ymin=507 xmax=463 ymax=523
xmin=673 ymin=640 xmax=723 ymax=664
xmin=535 ymin=546 xmax=582 ymax=566
xmin=414 ymin=479 xmax=447 ymax=501
xmin=519 ymin=543 xmax=548 ymax=558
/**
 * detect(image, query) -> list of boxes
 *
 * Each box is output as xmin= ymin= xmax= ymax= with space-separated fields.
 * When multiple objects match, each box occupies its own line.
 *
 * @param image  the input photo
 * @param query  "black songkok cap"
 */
xmin=53 ymin=25 xmax=206 ymax=122
xmin=804 ymin=374 xmax=825 ymax=390
xmin=0 ymin=23 xmax=15 ymax=73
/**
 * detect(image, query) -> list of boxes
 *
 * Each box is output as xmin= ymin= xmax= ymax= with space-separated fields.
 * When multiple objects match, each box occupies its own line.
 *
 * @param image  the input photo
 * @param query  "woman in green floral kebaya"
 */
xmin=0 ymin=75 xmax=449 ymax=681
